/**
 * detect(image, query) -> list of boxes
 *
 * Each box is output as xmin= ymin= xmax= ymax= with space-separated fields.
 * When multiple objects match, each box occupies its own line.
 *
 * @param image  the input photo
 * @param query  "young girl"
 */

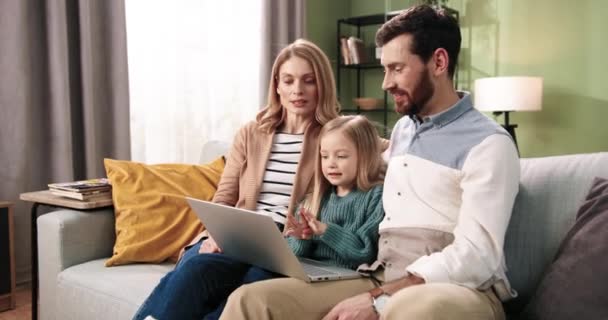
xmin=285 ymin=115 xmax=385 ymax=270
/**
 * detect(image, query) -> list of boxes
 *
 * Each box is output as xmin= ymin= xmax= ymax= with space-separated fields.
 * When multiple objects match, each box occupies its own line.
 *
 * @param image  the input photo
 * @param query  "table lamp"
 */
xmin=474 ymin=76 xmax=543 ymax=150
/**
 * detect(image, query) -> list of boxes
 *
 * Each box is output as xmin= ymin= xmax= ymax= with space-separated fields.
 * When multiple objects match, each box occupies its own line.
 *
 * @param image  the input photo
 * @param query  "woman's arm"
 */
xmin=212 ymin=124 xmax=250 ymax=206
xmin=195 ymin=124 xmax=250 ymax=253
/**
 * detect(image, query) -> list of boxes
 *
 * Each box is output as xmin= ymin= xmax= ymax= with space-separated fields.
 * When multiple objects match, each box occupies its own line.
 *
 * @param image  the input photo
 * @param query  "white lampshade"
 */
xmin=474 ymin=76 xmax=543 ymax=112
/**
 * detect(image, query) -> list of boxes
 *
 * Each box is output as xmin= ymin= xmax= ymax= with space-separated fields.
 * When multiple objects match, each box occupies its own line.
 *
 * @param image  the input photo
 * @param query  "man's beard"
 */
xmin=399 ymin=68 xmax=434 ymax=117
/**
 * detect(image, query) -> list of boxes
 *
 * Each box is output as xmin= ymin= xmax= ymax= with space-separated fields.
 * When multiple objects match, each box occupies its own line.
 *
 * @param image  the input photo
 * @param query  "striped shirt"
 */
xmin=256 ymin=132 xmax=304 ymax=224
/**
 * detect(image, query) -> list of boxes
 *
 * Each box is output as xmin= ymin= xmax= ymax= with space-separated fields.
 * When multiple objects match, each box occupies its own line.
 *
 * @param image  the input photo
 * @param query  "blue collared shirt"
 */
xmin=386 ymin=92 xmax=512 ymax=170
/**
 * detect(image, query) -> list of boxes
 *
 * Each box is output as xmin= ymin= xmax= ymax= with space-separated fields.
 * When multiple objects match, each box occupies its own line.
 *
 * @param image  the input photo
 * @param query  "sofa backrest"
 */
xmin=199 ymin=140 xmax=231 ymax=164
xmin=504 ymin=152 xmax=608 ymax=312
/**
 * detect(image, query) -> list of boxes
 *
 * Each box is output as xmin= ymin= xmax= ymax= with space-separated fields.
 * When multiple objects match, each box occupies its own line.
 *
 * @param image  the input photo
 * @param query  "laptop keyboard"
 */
xmin=301 ymin=263 xmax=339 ymax=276
xmin=298 ymin=258 xmax=339 ymax=276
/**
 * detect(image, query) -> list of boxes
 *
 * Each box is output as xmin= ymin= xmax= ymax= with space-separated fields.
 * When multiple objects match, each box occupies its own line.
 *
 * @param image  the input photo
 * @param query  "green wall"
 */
xmin=307 ymin=0 xmax=608 ymax=157
xmin=306 ymin=0 xmax=349 ymax=70
xmin=489 ymin=0 xmax=608 ymax=157
xmin=307 ymin=0 xmax=408 ymax=136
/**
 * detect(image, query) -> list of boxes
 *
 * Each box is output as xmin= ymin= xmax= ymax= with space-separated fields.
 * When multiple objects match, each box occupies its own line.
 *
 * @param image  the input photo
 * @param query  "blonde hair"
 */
xmin=304 ymin=115 xmax=385 ymax=217
xmin=256 ymin=39 xmax=340 ymax=133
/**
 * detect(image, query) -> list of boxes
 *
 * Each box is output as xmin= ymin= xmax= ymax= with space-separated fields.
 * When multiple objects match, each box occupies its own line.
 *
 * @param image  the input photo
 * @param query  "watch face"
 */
xmin=374 ymin=294 xmax=390 ymax=312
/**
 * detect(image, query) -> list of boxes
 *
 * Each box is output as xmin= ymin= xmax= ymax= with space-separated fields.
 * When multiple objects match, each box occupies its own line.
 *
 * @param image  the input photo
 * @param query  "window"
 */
xmin=126 ymin=1 xmax=263 ymax=163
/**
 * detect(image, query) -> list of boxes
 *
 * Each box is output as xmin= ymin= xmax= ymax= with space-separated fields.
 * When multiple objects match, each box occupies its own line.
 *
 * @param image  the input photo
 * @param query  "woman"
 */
xmin=133 ymin=39 xmax=340 ymax=320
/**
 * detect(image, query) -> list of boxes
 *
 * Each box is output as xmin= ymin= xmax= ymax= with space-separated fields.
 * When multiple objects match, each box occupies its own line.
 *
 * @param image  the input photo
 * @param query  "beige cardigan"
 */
xmin=185 ymin=120 xmax=321 ymax=247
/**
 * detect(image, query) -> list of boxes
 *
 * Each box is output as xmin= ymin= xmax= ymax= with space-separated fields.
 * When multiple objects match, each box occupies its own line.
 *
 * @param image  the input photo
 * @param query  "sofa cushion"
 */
xmin=104 ymin=157 xmax=225 ymax=266
xmin=504 ymin=152 xmax=608 ymax=314
xmin=56 ymin=259 xmax=173 ymax=320
xmin=519 ymin=177 xmax=608 ymax=319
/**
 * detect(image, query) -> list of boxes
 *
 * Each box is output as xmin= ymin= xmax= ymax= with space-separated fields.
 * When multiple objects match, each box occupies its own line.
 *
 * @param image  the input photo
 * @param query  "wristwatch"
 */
xmin=369 ymin=287 xmax=390 ymax=314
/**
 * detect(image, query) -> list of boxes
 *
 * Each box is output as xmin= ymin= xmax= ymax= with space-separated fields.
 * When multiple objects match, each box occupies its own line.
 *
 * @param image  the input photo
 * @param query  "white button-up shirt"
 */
xmin=380 ymin=92 xmax=520 ymax=301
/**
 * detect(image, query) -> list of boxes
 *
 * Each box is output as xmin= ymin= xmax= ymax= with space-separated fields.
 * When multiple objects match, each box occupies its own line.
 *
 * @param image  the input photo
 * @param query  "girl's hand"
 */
xmin=302 ymin=211 xmax=328 ymax=236
xmin=284 ymin=208 xmax=313 ymax=239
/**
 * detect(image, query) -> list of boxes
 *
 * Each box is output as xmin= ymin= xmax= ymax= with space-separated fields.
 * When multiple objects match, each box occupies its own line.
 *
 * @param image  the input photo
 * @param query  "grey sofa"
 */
xmin=36 ymin=151 xmax=608 ymax=320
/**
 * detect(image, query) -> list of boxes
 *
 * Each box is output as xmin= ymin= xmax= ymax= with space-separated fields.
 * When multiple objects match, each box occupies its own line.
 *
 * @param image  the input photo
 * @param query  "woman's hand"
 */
xmin=198 ymin=236 xmax=222 ymax=254
xmin=301 ymin=211 xmax=328 ymax=236
xmin=284 ymin=208 xmax=314 ymax=239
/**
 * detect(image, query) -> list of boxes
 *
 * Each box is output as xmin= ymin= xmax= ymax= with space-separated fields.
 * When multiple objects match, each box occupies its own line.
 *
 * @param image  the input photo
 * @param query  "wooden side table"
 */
xmin=0 ymin=201 xmax=16 ymax=312
xmin=19 ymin=191 xmax=113 ymax=320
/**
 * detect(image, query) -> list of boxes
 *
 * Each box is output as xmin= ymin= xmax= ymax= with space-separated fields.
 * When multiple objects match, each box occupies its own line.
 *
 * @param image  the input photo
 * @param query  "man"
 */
xmin=220 ymin=5 xmax=519 ymax=320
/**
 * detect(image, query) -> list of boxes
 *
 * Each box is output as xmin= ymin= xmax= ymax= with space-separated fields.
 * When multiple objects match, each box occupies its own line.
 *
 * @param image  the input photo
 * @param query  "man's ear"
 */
xmin=431 ymin=48 xmax=449 ymax=76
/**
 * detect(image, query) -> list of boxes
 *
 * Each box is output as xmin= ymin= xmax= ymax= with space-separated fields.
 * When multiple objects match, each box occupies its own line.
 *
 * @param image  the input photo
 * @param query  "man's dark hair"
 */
xmin=376 ymin=5 xmax=461 ymax=78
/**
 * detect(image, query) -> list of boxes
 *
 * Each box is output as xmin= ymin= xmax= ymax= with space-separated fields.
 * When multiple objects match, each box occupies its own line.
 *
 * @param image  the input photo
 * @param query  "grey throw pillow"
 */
xmin=520 ymin=177 xmax=608 ymax=320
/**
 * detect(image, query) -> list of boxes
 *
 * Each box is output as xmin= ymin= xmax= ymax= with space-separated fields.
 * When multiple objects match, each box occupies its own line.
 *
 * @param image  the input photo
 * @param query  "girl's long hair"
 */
xmin=303 ymin=115 xmax=385 ymax=217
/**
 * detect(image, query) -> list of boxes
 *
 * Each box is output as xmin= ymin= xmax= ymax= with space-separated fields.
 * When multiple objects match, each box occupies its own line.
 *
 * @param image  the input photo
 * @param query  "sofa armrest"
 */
xmin=38 ymin=207 xmax=116 ymax=268
xmin=37 ymin=207 xmax=115 ymax=320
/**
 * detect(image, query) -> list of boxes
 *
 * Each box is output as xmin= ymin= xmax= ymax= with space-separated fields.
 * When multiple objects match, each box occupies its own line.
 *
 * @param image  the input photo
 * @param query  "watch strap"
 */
xmin=369 ymin=286 xmax=385 ymax=299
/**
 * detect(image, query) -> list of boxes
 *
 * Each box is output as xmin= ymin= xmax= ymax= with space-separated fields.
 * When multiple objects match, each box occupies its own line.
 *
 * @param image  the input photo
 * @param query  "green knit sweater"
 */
xmin=287 ymin=185 xmax=384 ymax=270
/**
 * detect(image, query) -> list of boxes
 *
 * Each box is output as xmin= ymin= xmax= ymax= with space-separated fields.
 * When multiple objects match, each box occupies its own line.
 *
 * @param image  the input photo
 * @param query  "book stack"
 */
xmin=340 ymin=36 xmax=369 ymax=65
xmin=48 ymin=178 xmax=112 ymax=201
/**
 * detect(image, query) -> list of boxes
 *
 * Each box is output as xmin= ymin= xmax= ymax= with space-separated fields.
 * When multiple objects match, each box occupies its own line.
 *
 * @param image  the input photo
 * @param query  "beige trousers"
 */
xmin=382 ymin=283 xmax=505 ymax=320
xmin=220 ymin=277 xmax=376 ymax=320
xmin=220 ymin=278 xmax=505 ymax=320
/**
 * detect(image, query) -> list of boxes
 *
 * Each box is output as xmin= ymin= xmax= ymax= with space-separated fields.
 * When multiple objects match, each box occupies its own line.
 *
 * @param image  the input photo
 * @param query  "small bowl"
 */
xmin=353 ymin=98 xmax=383 ymax=110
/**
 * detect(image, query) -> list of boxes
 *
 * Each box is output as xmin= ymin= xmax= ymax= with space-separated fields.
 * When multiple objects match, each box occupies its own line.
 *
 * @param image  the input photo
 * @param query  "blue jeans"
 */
xmin=133 ymin=240 xmax=280 ymax=320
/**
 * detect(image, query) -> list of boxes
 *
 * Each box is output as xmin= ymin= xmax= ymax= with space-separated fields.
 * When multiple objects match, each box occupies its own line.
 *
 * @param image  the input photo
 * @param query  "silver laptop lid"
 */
xmin=186 ymin=197 xmax=308 ymax=281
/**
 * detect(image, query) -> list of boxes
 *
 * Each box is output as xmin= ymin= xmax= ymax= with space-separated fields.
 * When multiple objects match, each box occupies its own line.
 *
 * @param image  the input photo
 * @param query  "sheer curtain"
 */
xmin=126 ymin=1 xmax=264 ymax=163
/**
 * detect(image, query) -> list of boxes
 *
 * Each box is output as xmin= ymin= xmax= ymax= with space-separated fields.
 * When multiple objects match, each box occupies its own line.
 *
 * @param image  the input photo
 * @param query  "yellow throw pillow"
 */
xmin=103 ymin=157 xmax=225 ymax=266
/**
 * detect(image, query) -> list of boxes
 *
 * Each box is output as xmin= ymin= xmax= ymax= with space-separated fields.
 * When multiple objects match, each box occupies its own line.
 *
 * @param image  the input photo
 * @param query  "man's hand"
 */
xmin=284 ymin=208 xmax=314 ymax=239
xmin=323 ymin=274 xmax=425 ymax=320
xmin=322 ymin=292 xmax=378 ymax=320
xmin=198 ymin=236 xmax=222 ymax=253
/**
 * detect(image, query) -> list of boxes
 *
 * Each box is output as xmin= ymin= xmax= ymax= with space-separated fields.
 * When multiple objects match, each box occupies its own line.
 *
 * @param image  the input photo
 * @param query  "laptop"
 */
xmin=186 ymin=197 xmax=362 ymax=282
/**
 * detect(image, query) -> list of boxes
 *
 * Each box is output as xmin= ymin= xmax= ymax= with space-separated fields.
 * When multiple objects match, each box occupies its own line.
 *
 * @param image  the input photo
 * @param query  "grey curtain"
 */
xmin=259 ymin=0 xmax=306 ymax=107
xmin=0 ymin=0 xmax=130 ymax=283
